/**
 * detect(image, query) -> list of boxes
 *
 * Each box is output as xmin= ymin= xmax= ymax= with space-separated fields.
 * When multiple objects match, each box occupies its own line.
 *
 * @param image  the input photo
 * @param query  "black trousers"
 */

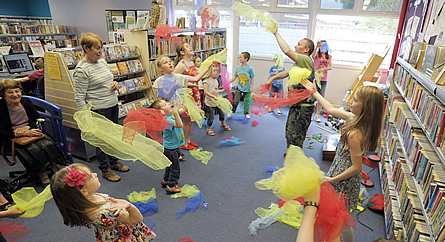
xmin=163 ymin=148 xmax=181 ymax=187
xmin=92 ymin=105 xmax=119 ymax=172
xmin=204 ymin=104 xmax=224 ymax=127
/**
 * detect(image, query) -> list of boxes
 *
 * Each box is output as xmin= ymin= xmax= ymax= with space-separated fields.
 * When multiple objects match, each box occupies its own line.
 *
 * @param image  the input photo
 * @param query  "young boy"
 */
xmin=149 ymin=99 xmax=186 ymax=193
xmin=267 ymin=30 xmax=316 ymax=150
xmin=230 ymin=52 xmax=255 ymax=119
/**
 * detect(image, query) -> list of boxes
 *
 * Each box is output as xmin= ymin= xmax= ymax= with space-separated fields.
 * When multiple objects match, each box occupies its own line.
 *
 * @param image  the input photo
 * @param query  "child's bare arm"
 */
xmin=189 ymin=63 xmax=213 ymax=82
xmin=203 ymin=82 xmax=217 ymax=100
xmin=172 ymin=105 xmax=183 ymax=128
xmin=250 ymin=76 xmax=255 ymax=93
xmin=230 ymin=75 xmax=237 ymax=83
xmin=173 ymin=62 xmax=186 ymax=74
xmin=266 ymin=70 xmax=288 ymax=85
xmin=108 ymin=198 xmax=143 ymax=225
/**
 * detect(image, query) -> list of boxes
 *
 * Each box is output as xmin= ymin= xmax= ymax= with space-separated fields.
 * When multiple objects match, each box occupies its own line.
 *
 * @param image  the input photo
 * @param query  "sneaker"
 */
xmin=179 ymin=156 xmax=186 ymax=162
xmin=245 ymin=114 xmax=250 ymax=119
xmin=110 ymin=162 xmax=130 ymax=172
xmin=102 ymin=169 xmax=121 ymax=182
xmin=161 ymin=179 xmax=168 ymax=187
xmin=315 ymin=115 xmax=321 ymax=123
xmin=166 ymin=185 xmax=181 ymax=194
xmin=277 ymin=108 xmax=282 ymax=114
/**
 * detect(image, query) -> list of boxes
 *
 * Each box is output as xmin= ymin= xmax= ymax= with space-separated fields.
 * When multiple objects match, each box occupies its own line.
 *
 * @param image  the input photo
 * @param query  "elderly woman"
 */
xmin=73 ymin=32 xmax=129 ymax=182
xmin=0 ymin=79 xmax=63 ymax=186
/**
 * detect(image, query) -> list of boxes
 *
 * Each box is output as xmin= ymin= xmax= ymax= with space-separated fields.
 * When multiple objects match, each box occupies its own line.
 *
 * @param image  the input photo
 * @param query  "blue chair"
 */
xmin=23 ymin=96 xmax=73 ymax=164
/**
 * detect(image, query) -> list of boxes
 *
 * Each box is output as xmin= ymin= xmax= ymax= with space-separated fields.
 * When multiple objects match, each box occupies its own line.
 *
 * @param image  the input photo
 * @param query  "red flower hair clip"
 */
xmin=63 ymin=166 xmax=87 ymax=188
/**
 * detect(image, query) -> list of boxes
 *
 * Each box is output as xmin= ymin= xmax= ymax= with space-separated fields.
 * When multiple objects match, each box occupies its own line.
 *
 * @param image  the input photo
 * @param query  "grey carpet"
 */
xmin=0 ymin=106 xmax=386 ymax=241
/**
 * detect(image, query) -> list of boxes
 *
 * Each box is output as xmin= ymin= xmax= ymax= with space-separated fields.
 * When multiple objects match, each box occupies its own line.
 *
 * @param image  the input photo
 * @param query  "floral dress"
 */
xmin=326 ymin=128 xmax=364 ymax=211
xmin=181 ymin=60 xmax=201 ymax=117
xmin=92 ymin=193 xmax=156 ymax=242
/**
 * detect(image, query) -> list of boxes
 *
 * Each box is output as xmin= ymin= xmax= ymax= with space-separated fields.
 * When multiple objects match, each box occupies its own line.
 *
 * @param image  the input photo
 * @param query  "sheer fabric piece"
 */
xmin=132 ymin=200 xmax=159 ymax=217
xmin=288 ymin=66 xmax=311 ymax=87
xmin=0 ymin=221 xmax=30 ymax=242
xmin=216 ymin=136 xmax=246 ymax=147
xmin=74 ymin=103 xmax=171 ymax=170
xmin=170 ymin=184 xmax=200 ymax=199
xmin=124 ymin=109 xmax=171 ymax=144
xmin=176 ymin=192 xmax=208 ymax=219
xmin=251 ymin=88 xmax=313 ymax=114
xmin=154 ymin=25 xmax=184 ymax=48
xmin=254 ymin=145 xmax=324 ymax=201
xmin=155 ymin=74 xmax=183 ymax=100
xmin=189 ymin=147 xmax=213 ymax=165
xmin=10 ymin=186 xmax=52 ymax=218
xmin=232 ymin=2 xmax=277 ymax=33
xmin=248 ymin=206 xmax=286 ymax=236
xmin=198 ymin=49 xmax=228 ymax=74
xmin=127 ymin=188 xmax=156 ymax=203
xmin=215 ymin=96 xmax=233 ymax=115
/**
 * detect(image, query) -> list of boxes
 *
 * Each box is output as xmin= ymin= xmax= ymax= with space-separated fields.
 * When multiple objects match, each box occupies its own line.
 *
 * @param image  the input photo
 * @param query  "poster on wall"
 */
xmin=424 ymin=0 xmax=445 ymax=45
xmin=399 ymin=0 xmax=426 ymax=58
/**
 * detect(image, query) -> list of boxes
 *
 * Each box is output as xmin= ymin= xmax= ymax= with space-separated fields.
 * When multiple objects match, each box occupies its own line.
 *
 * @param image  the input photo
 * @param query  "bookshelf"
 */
xmin=380 ymin=57 xmax=445 ymax=240
xmin=124 ymin=28 xmax=226 ymax=82
xmin=0 ymin=16 xmax=77 ymax=54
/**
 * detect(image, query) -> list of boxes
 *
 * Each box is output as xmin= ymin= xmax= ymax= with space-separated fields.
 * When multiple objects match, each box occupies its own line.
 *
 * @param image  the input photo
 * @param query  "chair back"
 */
xmin=23 ymin=95 xmax=73 ymax=164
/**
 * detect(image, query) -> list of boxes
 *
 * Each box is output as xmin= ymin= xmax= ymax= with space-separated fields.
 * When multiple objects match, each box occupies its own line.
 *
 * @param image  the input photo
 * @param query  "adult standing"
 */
xmin=73 ymin=32 xmax=129 ymax=182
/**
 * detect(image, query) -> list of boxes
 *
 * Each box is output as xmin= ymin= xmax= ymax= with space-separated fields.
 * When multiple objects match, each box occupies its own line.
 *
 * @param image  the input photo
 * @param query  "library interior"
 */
xmin=0 ymin=0 xmax=445 ymax=241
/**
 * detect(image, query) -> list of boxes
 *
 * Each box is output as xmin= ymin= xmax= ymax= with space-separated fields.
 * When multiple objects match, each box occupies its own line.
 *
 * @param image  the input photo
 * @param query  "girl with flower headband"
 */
xmin=50 ymin=163 xmax=156 ymax=241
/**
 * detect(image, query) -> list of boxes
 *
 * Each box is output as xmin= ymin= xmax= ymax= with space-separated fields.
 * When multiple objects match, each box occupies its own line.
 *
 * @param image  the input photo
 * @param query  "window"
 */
xmin=239 ymin=13 xmax=309 ymax=57
xmin=320 ymin=0 xmax=354 ymax=10
xmin=177 ymin=0 xmax=234 ymax=6
xmin=277 ymin=0 xmax=308 ymax=8
xmin=362 ymin=0 xmax=401 ymax=12
xmin=240 ymin=0 xmax=271 ymax=7
xmin=314 ymin=14 xmax=398 ymax=67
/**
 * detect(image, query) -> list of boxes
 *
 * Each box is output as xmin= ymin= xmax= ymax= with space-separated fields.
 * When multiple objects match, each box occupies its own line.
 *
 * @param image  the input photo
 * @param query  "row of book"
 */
xmin=51 ymin=48 xmax=84 ymax=66
xmin=148 ymin=33 xmax=225 ymax=59
xmin=386 ymin=95 xmax=445 ymax=240
xmin=103 ymin=44 xmax=134 ymax=61
xmin=109 ymin=60 xmax=144 ymax=76
xmin=1 ymin=38 xmax=77 ymax=54
xmin=393 ymin=64 xmax=445 ymax=149
xmin=118 ymin=98 xmax=154 ymax=118
xmin=0 ymin=24 xmax=73 ymax=35
xmin=117 ymin=77 xmax=149 ymax=96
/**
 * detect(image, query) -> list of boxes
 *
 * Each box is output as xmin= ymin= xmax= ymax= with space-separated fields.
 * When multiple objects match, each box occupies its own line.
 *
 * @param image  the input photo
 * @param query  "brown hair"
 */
xmin=192 ymin=56 xmax=201 ymax=64
xmin=149 ymin=99 xmax=165 ymax=109
xmin=35 ymin=58 xmax=44 ymax=69
xmin=50 ymin=163 xmax=107 ymax=228
xmin=241 ymin=52 xmax=250 ymax=61
xmin=80 ymin=32 xmax=103 ymax=53
xmin=174 ymin=43 xmax=187 ymax=66
xmin=317 ymin=40 xmax=330 ymax=59
xmin=154 ymin=55 xmax=170 ymax=74
xmin=303 ymin=38 xmax=315 ymax=56
xmin=202 ymin=63 xmax=220 ymax=80
xmin=340 ymin=86 xmax=384 ymax=152
xmin=0 ymin=79 xmax=23 ymax=98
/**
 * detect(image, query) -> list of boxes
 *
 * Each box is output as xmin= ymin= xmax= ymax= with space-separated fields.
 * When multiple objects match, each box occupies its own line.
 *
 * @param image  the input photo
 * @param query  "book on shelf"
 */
xmin=109 ymin=63 xmax=120 ymax=76
xmin=118 ymin=102 xmax=127 ymax=116
xmin=409 ymin=42 xmax=426 ymax=66
xmin=104 ymin=45 xmax=116 ymax=60
xmin=114 ymin=45 xmax=123 ymax=58
xmin=134 ymin=59 xmax=144 ymax=71
xmin=60 ymin=49 xmax=76 ymax=65
xmin=124 ymin=79 xmax=136 ymax=92
xmin=140 ymin=99 xmax=148 ymax=108
xmin=126 ymin=60 xmax=136 ymax=73
xmin=117 ymin=62 xmax=129 ymax=74
xmin=435 ymin=67 xmax=445 ymax=85
xmin=73 ymin=49 xmax=84 ymax=63
xmin=138 ymin=77 xmax=149 ymax=88
xmin=121 ymin=44 xmax=131 ymax=57
xmin=421 ymin=45 xmax=438 ymax=74
xmin=118 ymin=82 xmax=127 ymax=95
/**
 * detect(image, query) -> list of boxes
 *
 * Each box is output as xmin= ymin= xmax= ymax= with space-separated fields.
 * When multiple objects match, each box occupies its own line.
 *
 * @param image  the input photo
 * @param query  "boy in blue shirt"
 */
xmin=149 ymin=99 xmax=186 ymax=193
xmin=230 ymin=52 xmax=255 ymax=119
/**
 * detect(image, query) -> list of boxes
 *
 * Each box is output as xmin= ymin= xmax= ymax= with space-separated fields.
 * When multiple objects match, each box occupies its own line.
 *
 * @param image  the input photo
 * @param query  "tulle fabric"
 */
xmin=0 ymin=221 xmax=30 ymax=242
xmin=123 ymin=109 xmax=171 ymax=144
xmin=198 ymin=49 xmax=228 ymax=74
xmin=255 ymin=145 xmax=324 ymax=201
xmin=274 ymin=54 xmax=284 ymax=71
xmin=230 ymin=115 xmax=249 ymax=124
xmin=154 ymin=25 xmax=184 ymax=48
xmin=220 ymin=65 xmax=233 ymax=102
xmin=127 ymin=188 xmax=156 ymax=203
xmin=288 ymin=66 xmax=312 ymax=87
xmin=155 ymin=74 xmax=183 ymax=100
xmin=73 ymin=103 xmax=171 ymax=170
xmin=251 ymin=88 xmax=313 ymax=114
xmin=232 ymin=2 xmax=277 ymax=33
xmin=314 ymin=182 xmax=356 ymax=242
xmin=170 ymin=184 xmax=200 ymax=198
xmin=248 ymin=204 xmax=286 ymax=236
xmin=128 ymin=188 xmax=158 ymax=216
xmin=180 ymin=88 xmax=205 ymax=128
xmin=176 ymin=192 xmax=208 ymax=219
xmin=252 ymin=120 xmax=259 ymax=127
xmin=189 ymin=147 xmax=213 ymax=165
xmin=215 ymin=96 xmax=233 ymax=115
xmin=10 ymin=186 xmax=52 ymax=218
xmin=216 ymin=136 xmax=246 ymax=147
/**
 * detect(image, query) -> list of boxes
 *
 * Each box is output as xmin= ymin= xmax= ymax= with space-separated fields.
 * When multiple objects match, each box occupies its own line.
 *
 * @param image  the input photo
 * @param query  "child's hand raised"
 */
xmin=107 ymin=198 xmax=131 ymax=216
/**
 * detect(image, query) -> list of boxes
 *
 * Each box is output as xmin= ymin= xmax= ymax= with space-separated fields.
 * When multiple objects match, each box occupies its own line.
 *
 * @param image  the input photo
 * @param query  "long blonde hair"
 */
xmin=340 ymin=86 xmax=384 ymax=152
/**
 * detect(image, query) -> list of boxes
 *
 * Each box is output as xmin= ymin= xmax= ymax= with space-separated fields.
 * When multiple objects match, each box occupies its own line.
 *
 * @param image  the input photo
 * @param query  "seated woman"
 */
xmin=0 ymin=79 xmax=64 ymax=186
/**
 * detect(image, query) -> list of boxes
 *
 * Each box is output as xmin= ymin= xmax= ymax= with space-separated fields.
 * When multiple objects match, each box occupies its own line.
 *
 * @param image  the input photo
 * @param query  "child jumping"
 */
xmin=50 ymin=163 xmax=156 ymax=241
xmin=203 ymin=63 xmax=230 ymax=136
xmin=311 ymin=40 xmax=333 ymax=122
xmin=302 ymin=79 xmax=384 ymax=242
xmin=230 ymin=52 xmax=255 ymax=119
xmin=150 ymin=99 xmax=187 ymax=193
xmin=268 ymin=54 xmax=286 ymax=114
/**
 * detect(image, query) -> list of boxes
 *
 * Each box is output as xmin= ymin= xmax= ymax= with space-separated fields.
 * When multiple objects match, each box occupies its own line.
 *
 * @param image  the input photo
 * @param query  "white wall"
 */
xmin=246 ymin=57 xmax=362 ymax=108
xmin=47 ymin=0 xmax=171 ymax=43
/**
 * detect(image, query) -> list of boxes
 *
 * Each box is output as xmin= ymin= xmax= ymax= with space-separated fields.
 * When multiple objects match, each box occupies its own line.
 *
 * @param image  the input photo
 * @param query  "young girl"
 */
xmin=202 ymin=64 xmax=230 ymax=136
xmin=50 ymin=163 xmax=156 ymax=241
xmin=268 ymin=54 xmax=286 ymax=114
xmin=192 ymin=56 xmax=205 ymax=110
xmin=173 ymin=43 xmax=200 ymax=150
xmin=149 ymin=99 xmax=186 ymax=193
xmin=311 ymin=40 xmax=332 ymax=122
xmin=301 ymin=80 xmax=384 ymax=242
